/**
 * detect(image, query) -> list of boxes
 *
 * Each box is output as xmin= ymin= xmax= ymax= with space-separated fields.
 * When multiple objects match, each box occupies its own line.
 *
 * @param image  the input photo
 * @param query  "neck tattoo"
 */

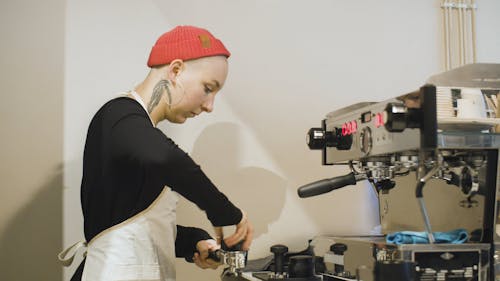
xmin=149 ymin=80 xmax=172 ymax=113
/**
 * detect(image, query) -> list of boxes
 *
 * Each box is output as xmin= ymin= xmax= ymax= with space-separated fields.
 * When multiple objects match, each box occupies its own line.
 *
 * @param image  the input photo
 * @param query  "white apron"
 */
xmin=59 ymin=92 xmax=179 ymax=281
xmin=86 ymin=187 xmax=178 ymax=281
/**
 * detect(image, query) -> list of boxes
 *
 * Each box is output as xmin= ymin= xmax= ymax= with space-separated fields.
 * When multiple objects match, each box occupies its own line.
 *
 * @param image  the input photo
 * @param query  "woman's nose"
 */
xmin=201 ymin=96 xmax=215 ymax=113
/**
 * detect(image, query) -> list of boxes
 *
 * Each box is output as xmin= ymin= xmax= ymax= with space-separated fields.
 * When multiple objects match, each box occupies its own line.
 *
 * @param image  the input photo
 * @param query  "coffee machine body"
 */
xmin=301 ymin=63 xmax=500 ymax=281
xmin=222 ymin=64 xmax=500 ymax=281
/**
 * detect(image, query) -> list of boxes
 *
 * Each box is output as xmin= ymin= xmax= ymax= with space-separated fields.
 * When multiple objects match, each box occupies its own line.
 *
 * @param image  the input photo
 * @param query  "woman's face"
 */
xmin=166 ymin=56 xmax=228 ymax=123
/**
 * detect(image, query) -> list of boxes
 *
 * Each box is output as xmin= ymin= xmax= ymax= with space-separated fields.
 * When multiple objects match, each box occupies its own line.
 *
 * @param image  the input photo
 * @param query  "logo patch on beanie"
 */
xmin=198 ymin=34 xmax=211 ymax=48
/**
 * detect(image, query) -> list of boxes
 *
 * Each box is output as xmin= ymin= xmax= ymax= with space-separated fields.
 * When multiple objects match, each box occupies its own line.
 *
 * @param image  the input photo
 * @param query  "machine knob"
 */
xmin=384 ymin=103 xmax=407 ymax=132
xmin=306 ymin=127 xmax=352 ymax=150
xmin=330 ymin=243 xmax=347 ymax=255
xmin=271 ymin=244 xmax=288 ymax=275
xmin=335 ymin=128 xmax=353 ymax=150
xmin=359 ymin=127 xmax=372 ymax=154
xmin=460 ymin=167 xmax=473 ymax=194
xmin=330 ymin=243 xmax=348 ymax=275
xmin=307 ymin=128 xmax=329 ymax=150
xmin=384 ymin=103 xmax=421 ymax=132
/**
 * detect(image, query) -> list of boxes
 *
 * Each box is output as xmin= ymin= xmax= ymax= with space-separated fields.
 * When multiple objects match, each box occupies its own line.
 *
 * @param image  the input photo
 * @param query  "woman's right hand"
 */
xmin=193 ymin=239 xmax=221 ymax=269
xmin=214 ymin=211 xmax=253 ymax=251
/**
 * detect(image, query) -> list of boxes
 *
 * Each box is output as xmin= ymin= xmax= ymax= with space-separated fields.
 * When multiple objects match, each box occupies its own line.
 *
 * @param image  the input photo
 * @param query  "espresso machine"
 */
xmin=298 ymin=63 xmax=500 ymax=281
xmin=219 ymin=64 xmax=500 ymax=281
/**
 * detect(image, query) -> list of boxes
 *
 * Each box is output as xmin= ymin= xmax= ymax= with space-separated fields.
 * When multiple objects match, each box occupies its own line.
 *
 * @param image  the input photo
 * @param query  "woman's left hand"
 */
xmin=193 ymin=239 xmax=221 ymax=269
xmin=214 ymin=211 xmax=254 ymax=251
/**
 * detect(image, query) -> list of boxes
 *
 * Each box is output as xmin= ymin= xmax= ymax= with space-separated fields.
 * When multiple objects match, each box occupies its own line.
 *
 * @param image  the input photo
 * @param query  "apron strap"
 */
xmin=58 ymin=240 xmax=87 ymax=267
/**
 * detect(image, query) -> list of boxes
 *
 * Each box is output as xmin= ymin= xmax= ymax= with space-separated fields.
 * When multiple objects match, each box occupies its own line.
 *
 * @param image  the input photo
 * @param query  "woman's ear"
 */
xmin=166 ymin=59 xmax=185 ymax=82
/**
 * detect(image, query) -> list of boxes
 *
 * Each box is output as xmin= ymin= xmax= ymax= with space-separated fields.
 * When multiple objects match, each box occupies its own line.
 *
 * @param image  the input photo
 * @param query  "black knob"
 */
xmin=306 ymin=127 xmax=352 ymax=150
xmin=334 ymin=128 xmax=353 ymax=150
xmin=330 ymin=243 xmax=348 ymax=275
xmin=384 ymin=103 xmax=407 ymax=132
xmin=384 ymin=103 xmax=422 ymax=133
xmin=330 ymin=243 xmax=347 ymax=255
xmin=270 ymin=244 xmax=288 ymax=274
xmin=460 ymin=167 xmax=473 ymax=194
xmin=307 ymin=128 xmax=328 ymax=150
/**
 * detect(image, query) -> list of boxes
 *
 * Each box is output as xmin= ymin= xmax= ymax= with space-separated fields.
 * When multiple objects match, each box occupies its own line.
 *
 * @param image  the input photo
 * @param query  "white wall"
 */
xmin=63 ymin=1 xmax=500 ymax=280
xmin=476 ymin=0 xmax=500 ymax=63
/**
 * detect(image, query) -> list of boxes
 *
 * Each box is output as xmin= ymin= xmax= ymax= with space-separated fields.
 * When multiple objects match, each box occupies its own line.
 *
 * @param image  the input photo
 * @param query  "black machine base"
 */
xmin=252 ymin=272 xmax=322 ymax=281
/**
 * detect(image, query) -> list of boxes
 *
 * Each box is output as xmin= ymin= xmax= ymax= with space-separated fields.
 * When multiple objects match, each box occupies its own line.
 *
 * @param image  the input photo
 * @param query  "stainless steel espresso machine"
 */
xmin=219 ymin=64 xmax=500 ymax=281
xmin=298 ymin=63 xmax=500 ymax=281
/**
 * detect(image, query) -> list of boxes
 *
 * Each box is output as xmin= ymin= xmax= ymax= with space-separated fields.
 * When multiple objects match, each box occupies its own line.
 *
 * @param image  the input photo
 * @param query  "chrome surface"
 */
xmin=307 ymin=64 xmax=500 ymax=280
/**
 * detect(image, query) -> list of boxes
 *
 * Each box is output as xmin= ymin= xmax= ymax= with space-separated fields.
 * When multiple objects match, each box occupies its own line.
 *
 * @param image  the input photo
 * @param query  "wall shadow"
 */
xmin=175 ymin=122 xmax=287 ymax=281
xmin=0 ymin=164 xmax=63 ymax=281
xmin=177 ymin=122 xmax=287 ymax=241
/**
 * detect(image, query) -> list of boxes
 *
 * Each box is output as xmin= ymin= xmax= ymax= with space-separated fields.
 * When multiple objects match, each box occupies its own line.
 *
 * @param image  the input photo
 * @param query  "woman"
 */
xmin=61 ymin=25 xmax=253 ymax=281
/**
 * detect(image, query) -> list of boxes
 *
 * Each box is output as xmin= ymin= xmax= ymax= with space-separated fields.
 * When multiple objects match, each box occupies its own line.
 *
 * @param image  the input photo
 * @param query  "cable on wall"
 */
xmin=441 ymin=0 xmax=477 ymax=70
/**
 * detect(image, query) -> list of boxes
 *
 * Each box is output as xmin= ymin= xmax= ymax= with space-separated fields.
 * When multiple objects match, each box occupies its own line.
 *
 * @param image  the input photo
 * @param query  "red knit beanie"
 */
xmin=147 ymin=25 xmax=231 ymax=67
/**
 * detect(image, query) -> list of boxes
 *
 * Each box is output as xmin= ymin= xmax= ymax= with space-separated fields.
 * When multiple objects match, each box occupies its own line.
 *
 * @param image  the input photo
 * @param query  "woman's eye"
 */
xmin=204 ymin=85 xmax=213 ymax=94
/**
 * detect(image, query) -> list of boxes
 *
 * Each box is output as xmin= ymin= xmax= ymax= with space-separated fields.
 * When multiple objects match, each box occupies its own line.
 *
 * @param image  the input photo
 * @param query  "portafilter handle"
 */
xmin=297 ymin=172 xmax=367 ymax=198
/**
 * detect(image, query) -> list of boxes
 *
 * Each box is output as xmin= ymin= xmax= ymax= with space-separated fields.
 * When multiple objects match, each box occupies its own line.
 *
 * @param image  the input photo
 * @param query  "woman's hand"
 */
xmin=193 ymin=239 xmax=221 ymax=269
xmin=214 ymin=211 xmax=254 ymax=251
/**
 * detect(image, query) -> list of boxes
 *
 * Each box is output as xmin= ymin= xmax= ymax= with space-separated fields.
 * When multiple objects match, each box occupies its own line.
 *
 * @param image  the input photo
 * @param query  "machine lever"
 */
xmin=297 ymin=172 xmax=366 ymax=198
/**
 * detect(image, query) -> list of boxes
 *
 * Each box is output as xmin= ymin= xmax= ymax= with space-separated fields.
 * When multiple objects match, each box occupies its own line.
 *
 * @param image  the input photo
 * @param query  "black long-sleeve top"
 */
xmin=80 ymin=96 xmax=242 ymax=257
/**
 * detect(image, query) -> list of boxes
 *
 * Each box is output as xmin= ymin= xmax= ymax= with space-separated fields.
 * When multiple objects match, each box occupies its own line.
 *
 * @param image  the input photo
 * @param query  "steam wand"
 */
xmin=415 ymin=153 xmax=442 ymax=244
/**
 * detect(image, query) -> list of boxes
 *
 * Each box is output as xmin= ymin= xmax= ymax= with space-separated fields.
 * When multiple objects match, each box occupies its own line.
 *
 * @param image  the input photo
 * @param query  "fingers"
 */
xmin=242 ymin=220 xmax=254 ymax=251
xmin=193 ymin=252 xmax=220 ymax=269
xmin=213 ymin=226 xmax=223 ymax=245
xmin=223 ymin=224 xmax=246 ymax=247
xmin=223 ymin=212 xmax=254 ymax=250
xmin=194 ymin=239 xmax=222 ymax=270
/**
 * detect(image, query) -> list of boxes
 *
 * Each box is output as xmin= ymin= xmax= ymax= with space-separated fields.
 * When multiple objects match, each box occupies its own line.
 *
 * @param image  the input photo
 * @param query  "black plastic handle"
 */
xmin=188 ymin=239 xmax=245 ymax=263
xmin=186 ymin=249 xmax=220 ymax=263
xmin=297 ymin=173 xmax=356 ymax=198
xmin=207 ymin=250 xmax=221 ymax=262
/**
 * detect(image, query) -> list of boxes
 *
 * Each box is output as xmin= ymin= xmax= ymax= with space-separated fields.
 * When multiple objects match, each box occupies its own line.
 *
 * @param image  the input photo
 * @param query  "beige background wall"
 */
xmin=0 ymin=1 xmax=499 ymax=281
xmin=0 ymin=0 xmax=65 ymax=280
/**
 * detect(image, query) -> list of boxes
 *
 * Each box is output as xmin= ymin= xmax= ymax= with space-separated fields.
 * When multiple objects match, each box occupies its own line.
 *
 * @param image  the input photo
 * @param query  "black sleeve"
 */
xmin=176 ymin=225 xmax=212 ymax=262
xmin=110 ymin=112 xmax=242 ymax=226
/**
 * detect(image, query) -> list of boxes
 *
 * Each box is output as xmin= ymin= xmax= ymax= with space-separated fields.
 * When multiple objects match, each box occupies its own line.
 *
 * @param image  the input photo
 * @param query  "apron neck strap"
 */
xmin=130 ymin=90 xmax=155 ymax=127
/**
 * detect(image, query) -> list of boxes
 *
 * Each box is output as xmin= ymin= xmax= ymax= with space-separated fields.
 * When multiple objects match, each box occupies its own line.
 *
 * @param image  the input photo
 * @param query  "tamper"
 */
xmin=270 ymin=244 xmax=288 ymax=277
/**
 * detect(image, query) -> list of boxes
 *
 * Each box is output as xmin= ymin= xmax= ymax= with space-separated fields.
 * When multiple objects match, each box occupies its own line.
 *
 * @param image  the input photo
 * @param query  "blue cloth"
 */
xmin=386 ymin=229 xmax=468 ymax=245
